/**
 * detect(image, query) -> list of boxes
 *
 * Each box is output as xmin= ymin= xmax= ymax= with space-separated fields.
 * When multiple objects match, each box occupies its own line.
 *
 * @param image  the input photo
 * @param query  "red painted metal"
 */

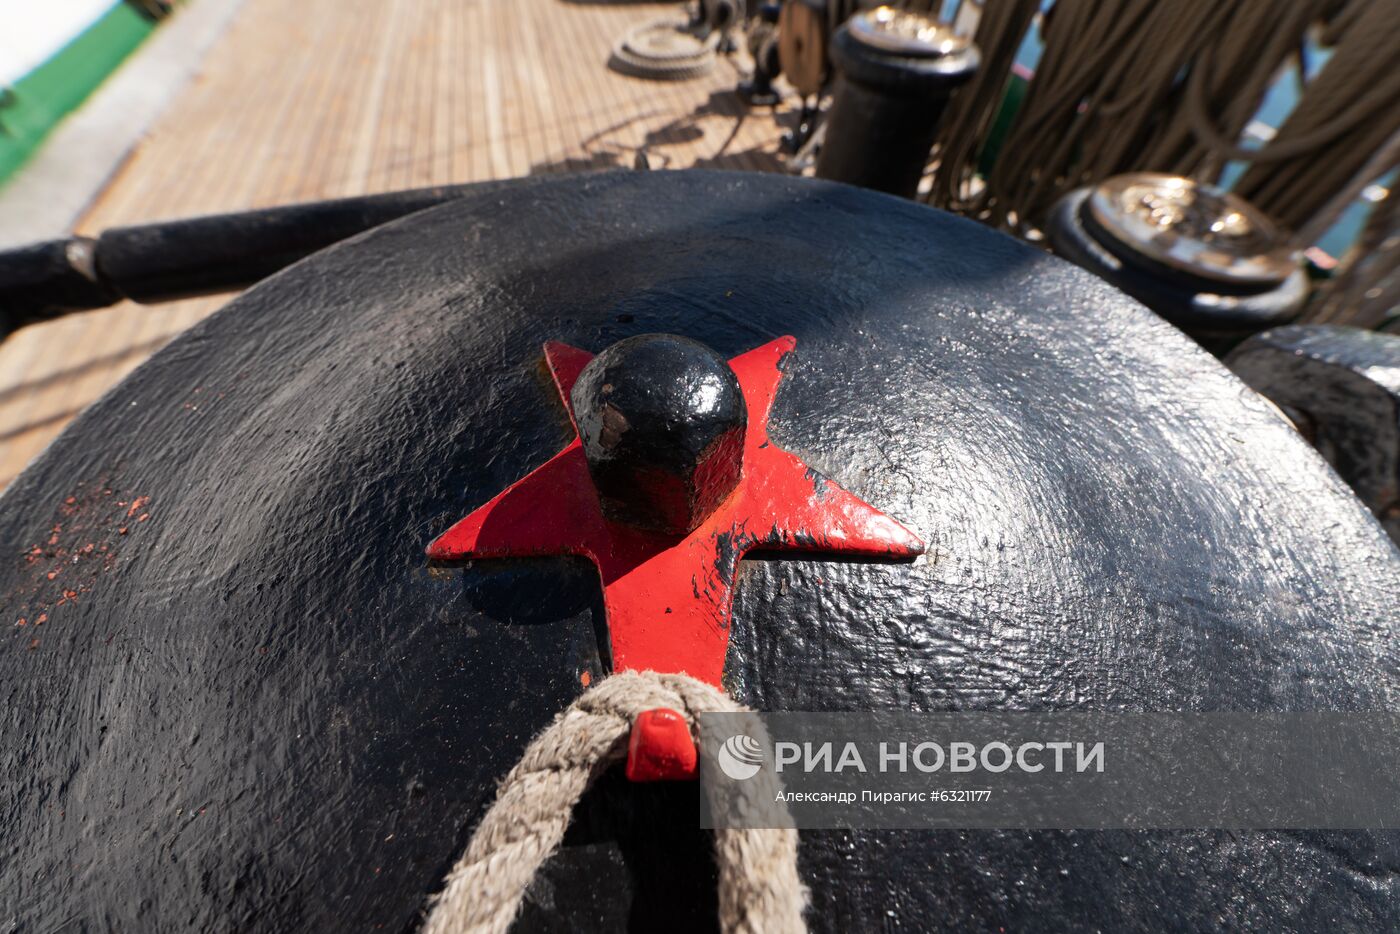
xmin=625 ymin=708 xmax=699 ymax=782
xmin=427 ymin=336 xmax=924 ymax=686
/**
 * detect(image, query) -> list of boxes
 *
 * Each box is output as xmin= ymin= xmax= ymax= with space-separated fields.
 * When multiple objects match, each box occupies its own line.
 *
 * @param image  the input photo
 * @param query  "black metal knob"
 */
xmin=571 ymin=333 xmax=747 ymax=534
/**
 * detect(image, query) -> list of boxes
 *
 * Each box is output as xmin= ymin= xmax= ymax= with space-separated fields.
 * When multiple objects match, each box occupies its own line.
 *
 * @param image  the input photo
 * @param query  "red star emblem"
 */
xmin=427 ymin=336 xmax=924 ymax=686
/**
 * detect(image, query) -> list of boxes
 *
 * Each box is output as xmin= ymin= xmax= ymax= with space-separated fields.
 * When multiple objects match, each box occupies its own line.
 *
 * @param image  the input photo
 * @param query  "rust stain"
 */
xmin=7 ymin=479 xmax=152 ymax=640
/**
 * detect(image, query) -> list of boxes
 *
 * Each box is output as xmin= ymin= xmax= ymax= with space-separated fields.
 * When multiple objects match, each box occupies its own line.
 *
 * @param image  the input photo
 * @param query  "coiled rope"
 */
xmin=608 ymin=18 xmax=723 ymax=82
xmin=967 ymin=0 xmax=1319 ymax=231
xmin=925 ymin=0 xmax=1041 ymax=215
xmin=421 ymin=670 xmax=807 ymax=934
xmin=921 ymin=0 xmax=1400 ymax=242
xmin=1231 ymin=0 xmax=1400 ymax=231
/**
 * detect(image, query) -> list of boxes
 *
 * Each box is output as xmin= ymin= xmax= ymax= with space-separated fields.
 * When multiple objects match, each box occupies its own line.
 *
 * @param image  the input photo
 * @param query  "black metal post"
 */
xmin=815 ymin=9 xmax=978 ymax=198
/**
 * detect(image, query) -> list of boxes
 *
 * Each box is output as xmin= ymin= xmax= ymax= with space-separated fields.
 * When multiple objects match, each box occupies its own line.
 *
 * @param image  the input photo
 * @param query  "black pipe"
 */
xmin=0 ymin=181 xmax=510 ymax=338
xmin=0 ymin=238 xmax=121 ymax=331
xmin=815 ymin=14 xmax=979 ymax=198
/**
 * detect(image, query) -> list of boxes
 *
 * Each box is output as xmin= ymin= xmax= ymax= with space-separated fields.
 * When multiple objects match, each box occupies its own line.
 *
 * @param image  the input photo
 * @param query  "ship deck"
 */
xmin=0 ymin=0 xmax=796 ymax=490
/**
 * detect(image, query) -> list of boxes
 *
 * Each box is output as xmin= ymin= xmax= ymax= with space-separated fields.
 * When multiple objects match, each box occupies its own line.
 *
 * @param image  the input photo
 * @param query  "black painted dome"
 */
xmin=2 ymin=171 xmax=1398 ymax=931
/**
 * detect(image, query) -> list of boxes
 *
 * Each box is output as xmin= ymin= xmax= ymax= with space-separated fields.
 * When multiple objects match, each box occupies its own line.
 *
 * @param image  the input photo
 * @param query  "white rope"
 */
xmin=421 ymin=670 xmax=808 ymax=934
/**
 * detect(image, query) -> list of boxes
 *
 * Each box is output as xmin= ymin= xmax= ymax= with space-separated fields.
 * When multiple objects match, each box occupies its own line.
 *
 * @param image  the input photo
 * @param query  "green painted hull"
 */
xmin=0 ymin=3 xmax=157 ymax=186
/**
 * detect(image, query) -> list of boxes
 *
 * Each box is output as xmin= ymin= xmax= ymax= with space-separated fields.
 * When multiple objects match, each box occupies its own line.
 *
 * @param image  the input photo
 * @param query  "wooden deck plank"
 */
xmin=0 ymin=0 xmax=797 ymax=490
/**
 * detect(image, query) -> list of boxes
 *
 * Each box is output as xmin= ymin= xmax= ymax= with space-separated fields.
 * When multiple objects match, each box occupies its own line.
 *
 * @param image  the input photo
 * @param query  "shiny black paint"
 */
xmin=1227 ymin=324 xmax=1400 ymax=544
xmin=572 ymin=334 xmax=747 ymax=534
xmin=1 ymin=171 xmax=1398 ymax=932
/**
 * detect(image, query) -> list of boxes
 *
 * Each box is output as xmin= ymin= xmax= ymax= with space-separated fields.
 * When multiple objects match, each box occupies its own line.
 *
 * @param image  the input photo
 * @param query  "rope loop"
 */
xmin=422 ymin=670 xmax=808 ymax=934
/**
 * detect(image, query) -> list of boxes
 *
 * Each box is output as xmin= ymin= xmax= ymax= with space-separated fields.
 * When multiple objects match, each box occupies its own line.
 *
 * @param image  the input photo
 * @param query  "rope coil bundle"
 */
xmin=925 ymin=0 xmax=1041 ymax=214
xmin=1232 ymin=0 xmax=1400 ymax=231
xmin=422 ymin=670 xmax=807 ymax=934
xmin=921 ymin=0 xmax=1400 ymax=244
xmin=609 ymin=19 xmax=723 ymax=82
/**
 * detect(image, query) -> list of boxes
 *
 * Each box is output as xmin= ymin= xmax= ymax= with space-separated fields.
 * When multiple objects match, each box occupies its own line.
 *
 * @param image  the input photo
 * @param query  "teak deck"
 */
xmin=0 ymin=0 xmax=796 ymax=490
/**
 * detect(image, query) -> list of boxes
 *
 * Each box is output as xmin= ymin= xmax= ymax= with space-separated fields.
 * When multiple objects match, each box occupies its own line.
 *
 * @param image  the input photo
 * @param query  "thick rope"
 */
xmin=1231 ymin=0 xmax=1400 ymax=231
xmin=421 ymin=670 xmax=807 ymax=934
xmin=920 ymin=0 xmax=1400 ymax=240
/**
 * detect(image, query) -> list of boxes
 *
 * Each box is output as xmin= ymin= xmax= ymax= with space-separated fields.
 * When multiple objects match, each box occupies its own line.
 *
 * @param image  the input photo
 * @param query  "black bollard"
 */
xmin=815 ymin=7 xmax=979 ymax=199
xmin=1045 ymin=173 xmax=1309 ymax=355
xmin=5 ymin=169 xmax=1400 ymax=933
